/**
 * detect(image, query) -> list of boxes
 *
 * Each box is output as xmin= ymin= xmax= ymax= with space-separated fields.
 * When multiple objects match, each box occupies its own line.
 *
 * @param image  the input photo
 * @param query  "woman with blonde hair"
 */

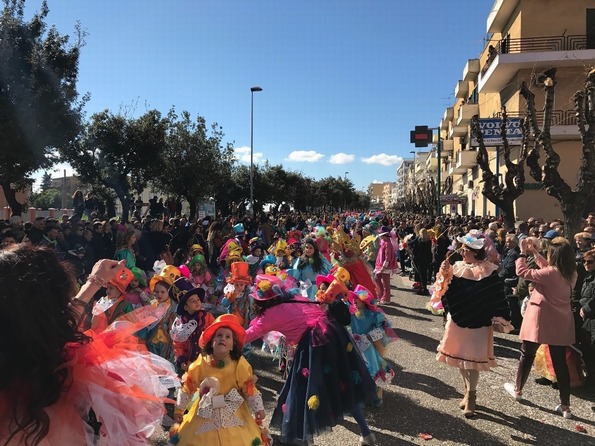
xmin=505 ymin=237 xmax=577 ymax=419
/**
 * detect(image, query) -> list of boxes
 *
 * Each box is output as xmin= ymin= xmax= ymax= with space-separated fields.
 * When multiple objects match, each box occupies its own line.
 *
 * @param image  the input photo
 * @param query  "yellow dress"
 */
xmin=174 ymin=354 xmax=266 ymax=446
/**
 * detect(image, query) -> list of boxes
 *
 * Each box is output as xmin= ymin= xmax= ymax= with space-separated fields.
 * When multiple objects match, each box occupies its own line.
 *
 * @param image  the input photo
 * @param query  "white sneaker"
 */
xmin=360 ymin=432 xmax=376 ymax=446
xmin=504 ymin=382 xmax=522 ymax=401
xmin=555 ymin=404 xmax=572 ymax=419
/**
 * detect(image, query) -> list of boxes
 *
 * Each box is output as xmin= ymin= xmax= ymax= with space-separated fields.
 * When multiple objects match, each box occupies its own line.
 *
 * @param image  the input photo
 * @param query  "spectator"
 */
xmin=514 ymin=221 xmax=529 ymax=242
xmin=8 ymin=216 xmax=25 ymax=242
xmin=505 ymin=237 xmax=577 ymax=419
xmin=500 ymin=234 xmax=521 ymax=329
xmin=28 ymin=217 xmax=46 ymax=245
xmin=577 ymin=248 xmax=595 ymax=388
xmin=72 ymin=190 xmax=85 ymax=219
xmin=39 ymin=223 xmax=65 ymax=260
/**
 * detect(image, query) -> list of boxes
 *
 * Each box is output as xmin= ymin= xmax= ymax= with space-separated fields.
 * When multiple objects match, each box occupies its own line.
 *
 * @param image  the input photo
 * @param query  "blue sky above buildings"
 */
xmin=29 ymin=0 xmax=492 ymax=191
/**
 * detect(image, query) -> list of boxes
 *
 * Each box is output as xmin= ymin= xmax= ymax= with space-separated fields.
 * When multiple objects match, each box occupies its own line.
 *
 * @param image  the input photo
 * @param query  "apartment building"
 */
xmin=429 ymin=0 xmax=595 ymax=220
xmin=396 ymin=159 xmax=414 ymax=202
xmin=382 ymin=182 xmax=397 ymax=209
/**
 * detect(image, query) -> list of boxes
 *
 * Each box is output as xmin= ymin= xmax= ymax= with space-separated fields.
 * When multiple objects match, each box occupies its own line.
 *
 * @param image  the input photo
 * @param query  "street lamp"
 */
xmin=250 ymin=86 xmax=262 ymax=216
xmin=344 ymin=171 xmax=349 ymax=180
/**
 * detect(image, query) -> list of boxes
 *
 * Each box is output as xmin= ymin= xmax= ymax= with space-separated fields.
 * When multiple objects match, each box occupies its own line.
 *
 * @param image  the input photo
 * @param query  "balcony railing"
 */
xmin=495 ymin=109 xmax=577 ymax=126
xmin=481 ymin=34 xmax=591 ymax=76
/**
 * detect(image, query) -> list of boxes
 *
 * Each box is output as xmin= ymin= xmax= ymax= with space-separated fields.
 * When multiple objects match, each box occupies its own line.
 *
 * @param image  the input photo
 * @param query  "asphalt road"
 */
xmin=152 ymin=273 xmax=595 ymax=445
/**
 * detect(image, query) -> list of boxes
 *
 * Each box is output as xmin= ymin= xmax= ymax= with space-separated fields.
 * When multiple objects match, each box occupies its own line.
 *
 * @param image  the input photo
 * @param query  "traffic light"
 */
xmin=410 ymin=125 xmax=433 ymax=147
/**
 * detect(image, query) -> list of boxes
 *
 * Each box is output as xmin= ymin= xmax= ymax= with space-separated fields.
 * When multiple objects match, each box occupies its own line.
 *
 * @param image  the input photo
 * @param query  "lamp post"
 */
xmin=250 ymin=86 xmax=262 ymax=216
xmin=344 ymin=171 xmax=349 ymax=180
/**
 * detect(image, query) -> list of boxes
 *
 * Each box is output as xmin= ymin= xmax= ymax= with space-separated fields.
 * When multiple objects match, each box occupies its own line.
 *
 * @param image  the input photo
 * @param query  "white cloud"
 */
xmin=361 ymin=153 xmax=403 ymax=166
xmin=372 ymin=179 xmax=383 ymax=184
xmin=286 ymin=150 xmax=325 ymax=162
xmin=234 ymin=146 xmax=263 ymax=163
xmin=329 ymin=153 xmax=355 ymax=164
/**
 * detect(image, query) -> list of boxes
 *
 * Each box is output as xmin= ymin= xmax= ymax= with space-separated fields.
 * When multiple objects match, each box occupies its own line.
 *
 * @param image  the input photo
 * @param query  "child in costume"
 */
xmin=349 ymin=285 xmax=397 ymax=406
xmin=170 ymin=314 xmax=270 ymax=446
xmin=187 ymin=252 xmax=215 ymax=294
xmin=374 ymin=226 xmax=399 ymax=304
xmin=289 ymin=237 xmax=332 ymax=301
xmin=245 ymin=238 xmax=264 ymax=279
xmin=315 ymin=273 xmax=351 ymax=326
xmin=171 ymin=278 xmax=215 ymax=374
xmin=221 ymin=261 xmax=254 ymax=357
xmin=246 ymin=274 xmax=378 ymax=446
xmin=314 ymin=226 xmax=332 ymax=262
xmin=90 ymin=266 xmax=134 ymax=332
xmin=332 ymin=228 xmax=378 ymax=299
xmin=138 ymin=275 xmax=178 ymax=364
xmin=124 ymin=266 xmax=151 ymax=308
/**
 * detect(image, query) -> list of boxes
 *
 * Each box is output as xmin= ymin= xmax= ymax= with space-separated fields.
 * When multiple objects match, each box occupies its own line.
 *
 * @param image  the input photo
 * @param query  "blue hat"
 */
xmin=543 ymin=230 xmax=560 ymax=240
xmin=233 ymin=223 xmax=245 ymax=234
xmin=259 ymin=254 xmax=277 ymax=270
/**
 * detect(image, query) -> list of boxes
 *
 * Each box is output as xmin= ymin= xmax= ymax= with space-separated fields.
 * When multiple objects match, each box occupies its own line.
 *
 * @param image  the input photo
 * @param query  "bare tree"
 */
xmin=520 ymin=68 xmax=595 ymax=237
xmin=470 ymin=107 xmax=529 ymax=230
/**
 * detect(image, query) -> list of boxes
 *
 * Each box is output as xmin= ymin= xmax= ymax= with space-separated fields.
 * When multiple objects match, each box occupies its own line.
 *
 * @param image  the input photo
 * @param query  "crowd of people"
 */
xmin=1 ymin=206 xmax=594 ymax=445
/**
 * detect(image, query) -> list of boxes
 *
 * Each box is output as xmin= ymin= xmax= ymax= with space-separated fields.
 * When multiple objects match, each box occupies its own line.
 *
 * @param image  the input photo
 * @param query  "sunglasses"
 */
xmin=583 ymin=259 xmax=594 ymax=265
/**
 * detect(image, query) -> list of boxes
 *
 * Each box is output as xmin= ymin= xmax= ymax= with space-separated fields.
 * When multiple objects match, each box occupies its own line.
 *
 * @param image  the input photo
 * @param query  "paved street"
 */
xmin=153 ymin=273 xmax=595 ymax=445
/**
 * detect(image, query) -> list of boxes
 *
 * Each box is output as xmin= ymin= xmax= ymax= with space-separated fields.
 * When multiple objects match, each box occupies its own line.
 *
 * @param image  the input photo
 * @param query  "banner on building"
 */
xmin=441 ymin=194 xmax=465 ymax=204
xmin=470 ymin=118 xmax=523 ymax=146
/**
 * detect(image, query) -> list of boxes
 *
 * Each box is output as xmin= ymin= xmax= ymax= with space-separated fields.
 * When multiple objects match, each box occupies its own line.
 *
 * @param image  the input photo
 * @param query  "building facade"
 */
xmin=427 ymin=0 xmax=595 ymax=220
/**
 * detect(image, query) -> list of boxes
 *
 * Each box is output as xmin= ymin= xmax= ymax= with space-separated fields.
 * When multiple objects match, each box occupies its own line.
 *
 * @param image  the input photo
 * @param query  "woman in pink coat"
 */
xmin=504 ymin=237 xmax=577 ymax=419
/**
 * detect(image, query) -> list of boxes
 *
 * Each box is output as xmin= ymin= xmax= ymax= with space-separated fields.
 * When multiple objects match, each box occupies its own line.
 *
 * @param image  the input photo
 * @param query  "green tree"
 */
xmin=40 ymin=171 xmax=53 ymax=191
xmin=62 ymin=109 xmax=167 ymax=222
xmin=151 ymin=110 xmax=235 ymax=219
xmin=29 ymin=187 xmax=61 ymax=209
xmin=0 ymin=0 xmax=85 ymax=215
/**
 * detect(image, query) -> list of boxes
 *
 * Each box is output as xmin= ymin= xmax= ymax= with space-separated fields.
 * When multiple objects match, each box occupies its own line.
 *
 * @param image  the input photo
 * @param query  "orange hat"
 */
xmin=199 ymin=314 xmax=246 ymax=349
xmin=149 ymin=265 xmax=182 ymax=292
xmin=226 ymin=261 xmax=252 ymax=285
xmin=109 ymin=267 xmax=134 ymax=294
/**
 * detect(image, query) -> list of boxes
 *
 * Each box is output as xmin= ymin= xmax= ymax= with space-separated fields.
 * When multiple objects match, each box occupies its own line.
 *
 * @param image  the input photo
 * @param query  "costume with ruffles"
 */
xmin=349 ymin=307 xmax=397 ymax=388
xmin=0 ymin=312 xmax=178 ymax=446
xmin=172 ymin=310 xmax=215 ymax=372
xmin=430 ymin=260 xmax=511 ymax=371
xmin=138 ymin=300 xmax=177 ymax=364
xmin=171 ymin=355 xmax=269 ymax=446
xmin=245 ymin=297 xmax=376 ymax=445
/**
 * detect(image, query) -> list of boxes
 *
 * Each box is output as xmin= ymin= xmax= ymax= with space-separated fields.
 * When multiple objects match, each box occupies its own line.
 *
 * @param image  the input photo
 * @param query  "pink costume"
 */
xmin=374 ymin=237 xmax=398 ymax=303
xmin=245 ymin=296 xmax=325 ymax=345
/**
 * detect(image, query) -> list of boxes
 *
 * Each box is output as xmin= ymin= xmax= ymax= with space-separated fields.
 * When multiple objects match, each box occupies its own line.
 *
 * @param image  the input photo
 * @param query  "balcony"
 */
xmin=449 ymin=150 xmax=477 ymax=175
xmin=425 ymin=151 xmax=438 ymax=172
xmin=450 ymin=125 xmax=467 ymax=137
xmin=456 ymin=103 xmax=480 ymax=126
xmin=444 ymin=107 xmax=454 ymax=120
xmin=454 ymin=80 xmax=468 ymax=99
xmin=463 ymin=59 xmax=480 ymax=82
xmin=496 ymin=109 xmax=580 ymax=140
xmin=479 ymin=34 xmax=595 ymax=93
xmin=486 ymin=0 xmax=520 ymax=34
xmin=441 ymin=139 xmax=454 ymax=154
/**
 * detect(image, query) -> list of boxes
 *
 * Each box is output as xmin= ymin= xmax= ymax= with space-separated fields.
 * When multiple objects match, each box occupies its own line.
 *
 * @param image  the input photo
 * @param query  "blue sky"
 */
xmin=29 ymin=0 xmax=492 ymax=192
